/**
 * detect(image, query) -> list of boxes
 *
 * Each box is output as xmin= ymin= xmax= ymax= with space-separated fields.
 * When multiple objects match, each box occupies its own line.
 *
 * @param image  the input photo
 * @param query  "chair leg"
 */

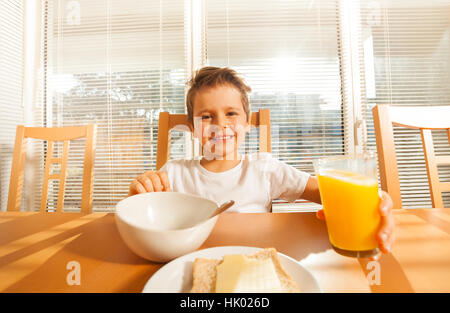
xmin=7 ymin=126 xmax=27 ymax=211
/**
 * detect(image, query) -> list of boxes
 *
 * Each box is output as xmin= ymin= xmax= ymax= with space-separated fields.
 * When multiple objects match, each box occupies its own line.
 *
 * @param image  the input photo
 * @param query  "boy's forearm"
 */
xmin=301 ymin=176 xmax=322 ymax=204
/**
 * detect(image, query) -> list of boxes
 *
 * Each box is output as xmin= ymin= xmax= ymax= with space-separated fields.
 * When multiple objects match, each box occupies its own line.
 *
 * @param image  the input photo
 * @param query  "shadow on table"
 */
xmin=0 ymin=213 xmax=162 ymax=292
xmin=59 ymin=214 xmax=157 ymax=265
xmin=0 ymin=212 xmax=84 ymax=246
xmin=0 ymin=214 xmax=157 ymax=267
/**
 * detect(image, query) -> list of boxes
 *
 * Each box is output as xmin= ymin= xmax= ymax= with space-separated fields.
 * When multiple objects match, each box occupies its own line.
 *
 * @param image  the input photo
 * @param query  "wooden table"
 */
xmin=1 ymin=208 xmax=449 ymax=293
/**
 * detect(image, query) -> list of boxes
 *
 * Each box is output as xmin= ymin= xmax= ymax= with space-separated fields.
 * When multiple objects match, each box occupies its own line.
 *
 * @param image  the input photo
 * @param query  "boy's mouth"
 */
xmin=210 ymin=134 xmax=235 ymax=143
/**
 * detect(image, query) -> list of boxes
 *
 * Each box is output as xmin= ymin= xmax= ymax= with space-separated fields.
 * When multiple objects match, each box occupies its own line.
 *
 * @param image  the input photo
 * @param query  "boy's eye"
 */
xmin=200 ymin=112 xmax=236 ymax=120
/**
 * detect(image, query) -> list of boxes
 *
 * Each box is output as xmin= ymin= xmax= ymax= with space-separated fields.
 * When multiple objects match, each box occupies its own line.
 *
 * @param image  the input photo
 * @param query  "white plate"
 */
xmin=142 ymin=246 xmax=321 ymax=293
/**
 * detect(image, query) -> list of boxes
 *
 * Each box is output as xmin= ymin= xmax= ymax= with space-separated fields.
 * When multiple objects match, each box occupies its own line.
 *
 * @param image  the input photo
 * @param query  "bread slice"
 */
xmin=190 ymin=248 xmax=300 ymax=293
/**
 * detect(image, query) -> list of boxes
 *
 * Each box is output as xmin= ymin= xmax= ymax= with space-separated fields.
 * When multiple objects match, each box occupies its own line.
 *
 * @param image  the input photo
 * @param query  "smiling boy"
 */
xmin=129 ymin=66 xmax=394 ymax=255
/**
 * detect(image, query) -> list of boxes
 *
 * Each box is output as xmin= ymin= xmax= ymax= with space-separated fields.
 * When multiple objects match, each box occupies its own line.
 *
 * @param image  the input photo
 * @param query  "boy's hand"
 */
xmin=315 ymin=190 xmax=395 ymax=260
xmin=128 ymin=171 xmax=172 ymax=196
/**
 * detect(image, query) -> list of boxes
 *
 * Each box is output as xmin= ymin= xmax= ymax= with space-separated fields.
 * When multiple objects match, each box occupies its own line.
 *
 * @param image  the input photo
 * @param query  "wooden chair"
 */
xmin=7 ymin=125 xmax=97 ymax=213
xmin=372 ymin=104 xmax=450 ymax=209
xmin=156 ymin=109 xmax=271 ymax=170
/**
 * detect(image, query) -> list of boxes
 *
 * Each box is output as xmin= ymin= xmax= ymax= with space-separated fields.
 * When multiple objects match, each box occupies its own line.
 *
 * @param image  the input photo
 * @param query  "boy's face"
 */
xmin=192 ymin=84 xmax=250 ymax=160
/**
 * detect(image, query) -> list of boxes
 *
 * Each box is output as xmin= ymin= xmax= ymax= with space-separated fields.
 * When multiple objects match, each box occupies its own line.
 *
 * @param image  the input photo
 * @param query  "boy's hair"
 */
xmin=186 ymin=66 xmax=252 ymax=125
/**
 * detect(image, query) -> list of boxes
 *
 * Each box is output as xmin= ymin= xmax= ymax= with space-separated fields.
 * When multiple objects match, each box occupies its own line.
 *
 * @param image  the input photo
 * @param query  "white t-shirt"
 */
xmin=159 ymin=152 xmax=310 ymax=213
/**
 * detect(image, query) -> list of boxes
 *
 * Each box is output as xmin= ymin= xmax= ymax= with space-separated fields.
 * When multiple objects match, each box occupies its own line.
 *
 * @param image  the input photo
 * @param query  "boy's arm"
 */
xmin=301 ymin=176 xmax=322 ymax=204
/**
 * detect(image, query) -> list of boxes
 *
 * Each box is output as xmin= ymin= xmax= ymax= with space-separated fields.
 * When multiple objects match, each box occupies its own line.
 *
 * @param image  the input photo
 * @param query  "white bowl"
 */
xmin=115 ymin=192 xmax=220 ymax=263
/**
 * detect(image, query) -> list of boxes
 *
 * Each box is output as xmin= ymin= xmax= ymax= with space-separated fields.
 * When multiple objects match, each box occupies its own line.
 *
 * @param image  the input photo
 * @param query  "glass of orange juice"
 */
xmin=313 ymin=153 xmax=380 ymax=258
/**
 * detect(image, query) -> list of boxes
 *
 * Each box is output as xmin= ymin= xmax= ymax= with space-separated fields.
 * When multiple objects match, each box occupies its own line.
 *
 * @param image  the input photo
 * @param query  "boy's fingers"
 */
xmin=369 ymin=253 xmax=381 ymax=262
xmin=387 ymin=232 xmax=395 ymax=252
xmin=378 ymin=240 xmax=390 ymax=254
xmin=377 ymin=222 xmax=394 ymax=254
xmin=149 ymin=173 xmax=164 ymax=192
xmin=128 ymin=184 xmax=136 ymax=197
xmin=370 ymin=234 xmax=396 ymax=260
xmin=316 ymin=209 xmax=325 ymax=220
xmin=137 ymin=175 xmax=154 ymax=192
xmin=130 ymin=181 xmax=146 ymax=195
xmin=376 ymin=191 xmax=395 ymax=254
xmin=379 ymin=229 xmax=395 ymax=253
xmin=378 ymin=213 xmax=394 ymax=237
xmin=136 ymin=182 xmax=147 ymax=194
xmin=378 ymin=205 xmax=395 ymax=247
xmin=157 ymin=171 xmax=172 ymax=191
xmin=378 ymin=190 xmax=393 ymax=217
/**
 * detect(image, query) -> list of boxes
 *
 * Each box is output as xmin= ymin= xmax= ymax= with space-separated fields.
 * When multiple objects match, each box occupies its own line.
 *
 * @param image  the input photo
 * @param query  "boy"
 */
xmin=129 ymin=66 xmax=394 ymax=256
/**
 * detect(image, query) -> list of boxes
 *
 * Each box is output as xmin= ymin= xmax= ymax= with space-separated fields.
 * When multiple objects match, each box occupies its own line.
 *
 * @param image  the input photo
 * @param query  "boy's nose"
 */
xmin=211 ymin=126 xmax=231 ymax=137
xmin=214 ymin=115 xmax=229 ymax=130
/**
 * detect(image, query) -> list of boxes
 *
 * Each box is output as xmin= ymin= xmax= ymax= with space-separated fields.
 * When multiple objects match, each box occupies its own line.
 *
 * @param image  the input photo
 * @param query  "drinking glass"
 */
xmin=313 ymin=153 xmax=380 ymax=258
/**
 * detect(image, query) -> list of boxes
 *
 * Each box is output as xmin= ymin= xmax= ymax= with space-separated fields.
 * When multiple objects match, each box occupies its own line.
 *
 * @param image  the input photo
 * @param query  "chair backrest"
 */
xmin=7 ymin=125 xmax=97 ymax=213
xmin=156 ymin=109 xmax=271 ymax=170
xmin=372 ymin=104 xmax=450 ymax=209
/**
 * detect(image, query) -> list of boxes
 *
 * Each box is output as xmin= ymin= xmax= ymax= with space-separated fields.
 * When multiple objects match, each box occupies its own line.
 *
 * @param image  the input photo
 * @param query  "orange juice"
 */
xmin=317 ymin=169 xmax=380 ymax=253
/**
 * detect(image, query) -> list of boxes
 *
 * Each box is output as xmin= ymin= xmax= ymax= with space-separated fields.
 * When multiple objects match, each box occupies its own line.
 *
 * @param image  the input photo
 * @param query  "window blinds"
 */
xmin=204 ymin=0 xmax=344 ymax=210
xmin=44 ymin=0 xmax=188 ymax=211
xmin=357 ymin=0 xmax=450 ymax=208
xmin=0 ymin=1 xmax=24 ymax=211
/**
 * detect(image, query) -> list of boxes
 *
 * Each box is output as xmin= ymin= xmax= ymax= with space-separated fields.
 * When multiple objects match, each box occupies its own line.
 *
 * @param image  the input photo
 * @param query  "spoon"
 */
xmin=190 ymin=200 xmax=235 ymax=228
xmin=210 ymin=200 xmax=235 ymax=219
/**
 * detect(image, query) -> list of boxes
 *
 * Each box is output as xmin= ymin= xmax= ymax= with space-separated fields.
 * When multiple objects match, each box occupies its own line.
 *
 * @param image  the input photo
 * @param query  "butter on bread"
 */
xmin=190 ymin=248 xmax=300 ymax=293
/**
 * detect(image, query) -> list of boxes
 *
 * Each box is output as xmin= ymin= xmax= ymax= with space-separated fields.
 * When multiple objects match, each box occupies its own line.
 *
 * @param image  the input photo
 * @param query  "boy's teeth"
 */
xmin=213 ymin=135 xmax=233 ymax=140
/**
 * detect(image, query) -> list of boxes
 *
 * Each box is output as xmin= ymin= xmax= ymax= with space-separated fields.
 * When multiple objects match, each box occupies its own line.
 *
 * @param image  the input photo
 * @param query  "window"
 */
xmin=44 ymin=0 xmax=187 ymax=210
xmin=0 ymin=1 xmax=24 ymax=210
xmin=357 ymin=0 xmax=450 ymax=208
xmin=2 ymin=0 xmax=448 ymax=211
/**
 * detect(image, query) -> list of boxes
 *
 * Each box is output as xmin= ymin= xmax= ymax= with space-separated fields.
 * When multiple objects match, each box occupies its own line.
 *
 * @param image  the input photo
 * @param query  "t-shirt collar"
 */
xmin=195 ymin=155 xmax=244 ymax=177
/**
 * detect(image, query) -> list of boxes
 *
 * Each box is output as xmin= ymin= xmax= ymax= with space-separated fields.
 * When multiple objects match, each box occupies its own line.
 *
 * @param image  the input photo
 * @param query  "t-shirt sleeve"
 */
xmin=159 ymin=162 xmax=168 ymax=173
xmin=257 ymin=153 xmax=311 ymax=203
